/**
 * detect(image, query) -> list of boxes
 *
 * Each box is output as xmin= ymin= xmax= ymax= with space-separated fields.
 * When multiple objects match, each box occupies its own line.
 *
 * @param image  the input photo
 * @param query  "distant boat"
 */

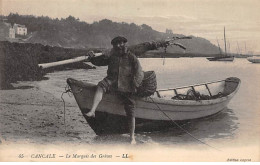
xmin=67 ymin=77 xmax=240 ymax=135
xmin=207 ymin=27 xmax=234 ymax=62
xmin=207 ymin=56 xmax=234 ymax=61
xmin=247 ymin=56 xmax=260 ymax=63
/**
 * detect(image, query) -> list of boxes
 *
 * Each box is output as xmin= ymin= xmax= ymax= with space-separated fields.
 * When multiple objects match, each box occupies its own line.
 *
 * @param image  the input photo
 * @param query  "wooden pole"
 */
xmin=38 ymin=53 xmax=102 ymax=69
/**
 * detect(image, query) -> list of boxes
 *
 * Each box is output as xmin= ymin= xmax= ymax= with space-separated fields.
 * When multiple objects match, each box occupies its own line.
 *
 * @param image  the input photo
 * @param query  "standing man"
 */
xmin=86 ymin=36 xmax=144 ymax=144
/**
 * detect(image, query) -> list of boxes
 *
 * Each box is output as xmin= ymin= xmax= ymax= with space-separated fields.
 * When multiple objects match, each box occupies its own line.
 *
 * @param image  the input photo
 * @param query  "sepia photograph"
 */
xmin=0 ymin=0 xmax=259 ymax=162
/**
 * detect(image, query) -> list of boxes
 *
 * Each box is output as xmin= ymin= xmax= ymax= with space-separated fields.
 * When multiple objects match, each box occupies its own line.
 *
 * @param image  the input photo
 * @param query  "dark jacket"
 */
xmin=90 ymin=48 xmax=144 ymax=93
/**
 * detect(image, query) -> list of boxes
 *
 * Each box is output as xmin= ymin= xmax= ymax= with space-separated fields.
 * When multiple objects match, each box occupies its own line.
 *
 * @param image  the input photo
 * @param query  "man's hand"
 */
xmin=151 ymin=40 xmax=170 ymax=49
xmin=87 ymin=51 xmax=95 ymax=59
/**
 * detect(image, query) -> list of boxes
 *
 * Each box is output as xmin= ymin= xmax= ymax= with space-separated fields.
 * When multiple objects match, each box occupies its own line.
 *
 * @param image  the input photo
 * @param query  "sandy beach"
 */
xmin=0 ymin=80 xmax=199 ymax=162
xmin=0 ymin=80 xmax=164 ymax=146
xmin=0 ymin=80 xmax=97 ymax=145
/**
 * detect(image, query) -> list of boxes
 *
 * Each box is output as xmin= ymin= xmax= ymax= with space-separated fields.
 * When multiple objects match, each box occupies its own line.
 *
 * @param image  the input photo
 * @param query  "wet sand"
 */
xmin=0 ymin=81 xmax=185 ymax=162
xmin=0 ymin=80 xmax=157 ymax=146
xmin=0 ymin=81 xmax=96 ymax=145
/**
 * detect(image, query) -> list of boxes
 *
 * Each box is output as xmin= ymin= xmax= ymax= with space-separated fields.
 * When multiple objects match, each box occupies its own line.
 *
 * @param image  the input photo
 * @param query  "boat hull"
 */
xmin=82 ymin=110 xmax=182 ymax=135
xmin=78 ymin=105 xmax=229 ymax=135
xmin=247 ymin=57 xmax=260 ymax=63
xmin=207 ymin=56 xmax=234 ymax=61
xmin=67 ymin=77 xmax=240 ymax=135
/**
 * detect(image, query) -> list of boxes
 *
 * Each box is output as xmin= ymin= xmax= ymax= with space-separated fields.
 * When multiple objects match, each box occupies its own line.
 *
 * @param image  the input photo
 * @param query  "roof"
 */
xmin=14 ymin=23 xmax=26 ymax=28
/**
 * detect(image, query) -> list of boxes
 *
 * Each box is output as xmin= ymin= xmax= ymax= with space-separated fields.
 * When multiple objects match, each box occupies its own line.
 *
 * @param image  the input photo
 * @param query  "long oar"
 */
xmin=38 ymin=53 xmax=102 ymax=69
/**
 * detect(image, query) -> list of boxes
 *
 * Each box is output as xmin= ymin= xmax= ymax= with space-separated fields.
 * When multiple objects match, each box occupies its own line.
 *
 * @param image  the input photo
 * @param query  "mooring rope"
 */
xmin=60 ymin=84 xmax=83 ymax=135
xmin=149 ymin=96 xmax=221 ymax=152
xmin=60 ymin=85 xmax=72 ymax=134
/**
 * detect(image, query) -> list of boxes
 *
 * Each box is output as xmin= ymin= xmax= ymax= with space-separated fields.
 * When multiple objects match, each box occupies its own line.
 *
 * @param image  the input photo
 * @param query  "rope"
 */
xmin=60 ymin=85 xmax=72 ymax=135
xmin=149 ymin=96 xmax=221 ymax=152
xmin=60 ymin=84 xmax=83 ymax=135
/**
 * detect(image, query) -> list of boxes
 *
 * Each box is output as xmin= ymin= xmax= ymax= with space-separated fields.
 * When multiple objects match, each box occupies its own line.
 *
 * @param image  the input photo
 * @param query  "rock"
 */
xmin=0 ymin=41 xmax=96 ymax=89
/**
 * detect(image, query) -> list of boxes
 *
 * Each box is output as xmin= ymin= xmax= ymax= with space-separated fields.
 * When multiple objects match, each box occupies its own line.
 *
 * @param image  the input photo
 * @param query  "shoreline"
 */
xmin=0 ymin=80 xmax=150 ymax=146
xmin=0 ymin=80 xmax=96 ymax=145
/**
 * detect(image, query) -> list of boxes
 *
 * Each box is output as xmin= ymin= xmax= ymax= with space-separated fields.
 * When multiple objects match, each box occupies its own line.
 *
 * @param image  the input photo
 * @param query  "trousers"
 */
xmin=98 ymin=78 xmax=136 ymax=117
xmin=118 ymin=92 xmax=135 ymax=118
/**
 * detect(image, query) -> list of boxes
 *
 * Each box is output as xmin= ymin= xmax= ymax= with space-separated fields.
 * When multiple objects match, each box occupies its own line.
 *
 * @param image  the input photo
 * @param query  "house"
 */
xmin=0 ymin=21 xmax=13 ymax=40
xmin=13 ymin=23 xmax=27 ymax=36
xmin=166 ymin=29 xmax=173 ymax=34
xmin=0 ymin=19 xmax=28 ymax=40
xmin=9 ymin=27 xmax=15 ymax=38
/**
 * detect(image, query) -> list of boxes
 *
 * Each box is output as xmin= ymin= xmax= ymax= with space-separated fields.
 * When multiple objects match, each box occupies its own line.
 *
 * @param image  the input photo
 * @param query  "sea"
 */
xmin=37 ymin=57 xmax=260 ymax=150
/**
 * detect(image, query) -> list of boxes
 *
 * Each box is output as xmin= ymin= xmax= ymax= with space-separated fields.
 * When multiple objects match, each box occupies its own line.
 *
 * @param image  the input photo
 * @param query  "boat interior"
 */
xmin=154 ymin=77 xmax=240 ymax=100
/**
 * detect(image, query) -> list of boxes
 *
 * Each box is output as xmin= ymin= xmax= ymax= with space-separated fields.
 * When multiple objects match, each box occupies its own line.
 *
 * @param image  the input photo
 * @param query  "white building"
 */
xmin=14 ymin=23 xmax=27 ymax=36
xmin=166 ymin=29 xmax=173 ymax=34
xmin=0 ymin=21 xmax=15 ymax=39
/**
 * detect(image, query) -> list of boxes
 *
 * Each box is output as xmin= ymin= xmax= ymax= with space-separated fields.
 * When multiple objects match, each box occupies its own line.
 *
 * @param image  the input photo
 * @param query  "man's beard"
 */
xmin=114 ymin=46 xmax=127 ymax=54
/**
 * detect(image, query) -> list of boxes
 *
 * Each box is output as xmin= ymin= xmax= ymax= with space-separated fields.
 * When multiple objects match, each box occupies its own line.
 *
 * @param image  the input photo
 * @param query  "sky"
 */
xmin=1 ymin=0 xmax=260 ymax=54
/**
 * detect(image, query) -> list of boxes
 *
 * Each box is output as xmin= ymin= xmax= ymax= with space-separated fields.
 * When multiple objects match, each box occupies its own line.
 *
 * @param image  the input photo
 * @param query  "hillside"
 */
xmin=148 ymin=35 xmax=221 ymax=55
xmin=1 ymin=14 xmax=220 ymax=54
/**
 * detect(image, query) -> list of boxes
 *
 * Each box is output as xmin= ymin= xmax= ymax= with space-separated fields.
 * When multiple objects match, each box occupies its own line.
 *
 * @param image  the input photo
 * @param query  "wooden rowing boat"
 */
xmin=67 ymin=77 xmax=240 ymax=135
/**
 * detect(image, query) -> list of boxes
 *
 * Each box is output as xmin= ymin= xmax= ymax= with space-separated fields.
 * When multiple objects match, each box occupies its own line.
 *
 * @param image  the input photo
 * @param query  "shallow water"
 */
xmin=37 ymin=58 xmax=260 ymax=149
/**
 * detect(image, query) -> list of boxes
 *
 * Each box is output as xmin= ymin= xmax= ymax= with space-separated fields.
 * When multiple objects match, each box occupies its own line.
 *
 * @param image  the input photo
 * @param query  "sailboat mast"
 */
xmin=216 ymin=38 xmax=222 ymax=54
xmin=245 ymin=42 xmax=247 ymax=55
xmin=237 ymin=42 xmax=241 ymax=55
xmin=228 ymin=41 xmax=230 ymax=54
xmin=224 ymin=27 xmax=227 ymax=55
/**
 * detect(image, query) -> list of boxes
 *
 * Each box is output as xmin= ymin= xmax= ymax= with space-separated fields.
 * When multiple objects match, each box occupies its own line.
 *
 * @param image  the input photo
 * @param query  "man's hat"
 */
xmin=111 ymin=36 xmax=127 ymax=45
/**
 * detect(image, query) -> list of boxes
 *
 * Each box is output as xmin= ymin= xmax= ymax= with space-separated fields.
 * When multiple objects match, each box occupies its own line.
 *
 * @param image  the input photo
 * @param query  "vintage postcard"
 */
xmin=0 ymin=0 xmax=259 ymax=162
